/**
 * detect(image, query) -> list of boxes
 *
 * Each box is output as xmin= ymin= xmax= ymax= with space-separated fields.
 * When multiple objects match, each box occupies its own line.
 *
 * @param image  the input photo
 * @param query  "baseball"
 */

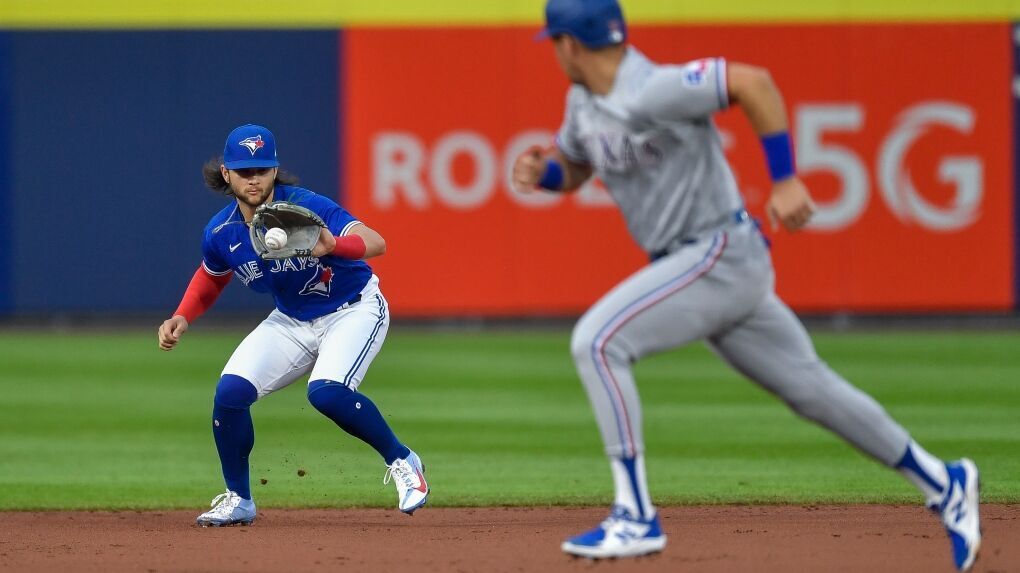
xmin=265 ymin=227 xmax=288 ymax=250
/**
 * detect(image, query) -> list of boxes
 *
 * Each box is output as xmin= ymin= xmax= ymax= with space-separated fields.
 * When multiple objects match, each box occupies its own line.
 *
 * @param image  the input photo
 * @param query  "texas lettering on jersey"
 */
xmin=592 ymin=131 xmax=664 ymax=173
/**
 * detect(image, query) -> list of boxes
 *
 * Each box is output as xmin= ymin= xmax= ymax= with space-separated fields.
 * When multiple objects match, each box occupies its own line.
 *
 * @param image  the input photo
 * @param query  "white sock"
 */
xmin=896 ymin=440 xmax=949 ymax=504
xmin=610 ymin=455 xmax=655 ymax=519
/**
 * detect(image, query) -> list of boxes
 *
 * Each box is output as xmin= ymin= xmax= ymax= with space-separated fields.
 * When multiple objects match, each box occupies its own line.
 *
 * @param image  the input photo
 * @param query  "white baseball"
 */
xmin=265 ymin=227 xmax=289 ymax=250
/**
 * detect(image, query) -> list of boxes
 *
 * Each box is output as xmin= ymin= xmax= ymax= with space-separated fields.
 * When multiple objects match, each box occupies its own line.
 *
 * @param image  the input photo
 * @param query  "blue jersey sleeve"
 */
xmin=302 ymin=193 xmax=362 ymax=237
xmin=201 ymin=229 xmax=232 ymax=276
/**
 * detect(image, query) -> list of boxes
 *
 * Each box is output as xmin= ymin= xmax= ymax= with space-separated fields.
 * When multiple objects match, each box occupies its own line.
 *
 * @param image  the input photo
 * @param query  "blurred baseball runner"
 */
xmin=158 ymin=124 xmax=428 ymax=526
xmin=513 ymin=1 xmax=981 ymax=569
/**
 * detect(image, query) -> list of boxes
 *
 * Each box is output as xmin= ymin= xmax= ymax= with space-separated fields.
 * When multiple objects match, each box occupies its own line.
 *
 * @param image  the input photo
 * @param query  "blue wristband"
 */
xmin=537 ymin=159 xmax=564 ymax=191
xmin=760 ymin=132 xmax=796 ymax=182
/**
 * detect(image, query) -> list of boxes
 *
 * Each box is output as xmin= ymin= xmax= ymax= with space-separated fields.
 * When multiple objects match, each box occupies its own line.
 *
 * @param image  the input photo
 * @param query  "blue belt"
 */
xmin=649 ymin=209 xmax=753 ymax=262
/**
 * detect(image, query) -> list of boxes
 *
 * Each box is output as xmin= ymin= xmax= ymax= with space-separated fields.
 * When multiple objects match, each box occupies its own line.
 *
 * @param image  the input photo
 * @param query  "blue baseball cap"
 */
xmin=536 ymin=0 xmax=627 ymax=49
xmin=223 ymin=124 xmax=280 ymax=170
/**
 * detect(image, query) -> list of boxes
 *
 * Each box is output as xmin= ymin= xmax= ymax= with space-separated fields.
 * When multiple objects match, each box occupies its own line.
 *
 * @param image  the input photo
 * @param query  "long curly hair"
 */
xmin=202 ymin=155 xmax=300 ymax=196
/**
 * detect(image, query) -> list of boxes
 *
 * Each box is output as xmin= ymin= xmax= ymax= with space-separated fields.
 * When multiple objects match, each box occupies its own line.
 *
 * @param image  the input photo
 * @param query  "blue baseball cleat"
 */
xmin=195 ymin=490 xmax=257 ymax=527
xmin=384 ymin=450 xmax=429 ymax=515
xmin=932 ymin=459 xmax=981 ymax=571
xmin=562 ymin=506 xmax=666 ymax=559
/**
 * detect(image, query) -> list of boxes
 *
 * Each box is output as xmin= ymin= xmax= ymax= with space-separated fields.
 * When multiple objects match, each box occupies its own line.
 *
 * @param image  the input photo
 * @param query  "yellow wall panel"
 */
xmin=2 ymin=0 xmax=1019 ymax=28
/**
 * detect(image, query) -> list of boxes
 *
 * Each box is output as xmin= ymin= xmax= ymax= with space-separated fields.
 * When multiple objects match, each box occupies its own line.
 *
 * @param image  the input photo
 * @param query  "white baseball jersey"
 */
xmin=556 ymin=47 xmax=742 ymax=254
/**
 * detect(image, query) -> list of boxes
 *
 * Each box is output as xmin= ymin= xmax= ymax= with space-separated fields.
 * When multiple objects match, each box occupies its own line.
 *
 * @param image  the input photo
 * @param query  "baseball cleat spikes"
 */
xmin=195 ymin=490 xmax=257 ymax=527
xmin=199 ymin=518 xmax=255 ymax=528
xmin=405 ymin=498 xmax=428 ymax=516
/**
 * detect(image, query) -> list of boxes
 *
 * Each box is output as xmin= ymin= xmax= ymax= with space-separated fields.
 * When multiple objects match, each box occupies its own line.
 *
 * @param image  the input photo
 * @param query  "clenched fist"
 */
xmin=511 ymin=145 xmax=548 ymax=194
xmin=767 ymin=177 xmax=816 ymax=232
xmin=158 ymin=315 xmax=189 ymax=351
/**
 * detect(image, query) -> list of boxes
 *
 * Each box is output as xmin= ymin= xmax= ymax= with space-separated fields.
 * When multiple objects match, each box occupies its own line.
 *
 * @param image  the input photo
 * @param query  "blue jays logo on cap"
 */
xmin=239 ymin=134 xmax=266 ymax=156
xmin=223 ymin=124 xmax=280 ymax=170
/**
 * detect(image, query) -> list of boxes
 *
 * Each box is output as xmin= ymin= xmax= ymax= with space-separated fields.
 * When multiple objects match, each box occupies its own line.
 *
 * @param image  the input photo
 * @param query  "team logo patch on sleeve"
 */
xmin=239 ymin=135 xmax=266 ymax=156
xmin=299 ymin=265 xmax=333 ymax=297
xmin=681 ymin=59 xmax=711 ymax=87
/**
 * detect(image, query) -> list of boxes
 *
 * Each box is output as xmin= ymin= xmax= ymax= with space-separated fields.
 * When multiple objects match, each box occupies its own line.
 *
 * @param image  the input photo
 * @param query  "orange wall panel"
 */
xmin=344 ymin=24 xmax=1013 ymax=315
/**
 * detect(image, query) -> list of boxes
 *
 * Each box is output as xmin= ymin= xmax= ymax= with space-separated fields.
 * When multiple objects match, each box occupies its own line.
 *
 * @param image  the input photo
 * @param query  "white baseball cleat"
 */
xmin=383 ymin=450 xmax=429 ymax=514
xmin=562 ymin=506 xmax=666 ymax=559
xmin=195 ymin=490 xmax=256 ymax=527
xmin=933 ymin=458 xmax=981 ymax=571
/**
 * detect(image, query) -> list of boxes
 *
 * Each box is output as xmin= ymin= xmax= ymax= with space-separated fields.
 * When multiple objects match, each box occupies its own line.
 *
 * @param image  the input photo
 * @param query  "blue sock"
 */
xmin=307 ymin=380 xmax=410 ymax=464
xmin=212 ymin=375 xmax=258 ymax=500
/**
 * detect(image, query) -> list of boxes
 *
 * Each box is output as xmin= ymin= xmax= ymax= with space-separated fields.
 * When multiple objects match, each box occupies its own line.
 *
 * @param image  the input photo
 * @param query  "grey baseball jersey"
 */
xmin=560 ymin=48 xmax=911 ymax=481
xmin=557 ymin=48 xmax=742 ymax=255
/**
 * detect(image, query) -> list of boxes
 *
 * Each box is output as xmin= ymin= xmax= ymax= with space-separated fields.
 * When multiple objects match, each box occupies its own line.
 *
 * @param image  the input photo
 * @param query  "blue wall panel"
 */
xmin=0 ymin=33 xmax=10 ymax=314
xmin=8 ymin=30 xmax=339 ymax=315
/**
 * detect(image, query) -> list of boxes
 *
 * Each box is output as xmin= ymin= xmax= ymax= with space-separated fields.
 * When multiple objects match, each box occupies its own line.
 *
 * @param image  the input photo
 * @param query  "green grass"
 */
xmin=0 ymin=329 xmax=1017 ymax=510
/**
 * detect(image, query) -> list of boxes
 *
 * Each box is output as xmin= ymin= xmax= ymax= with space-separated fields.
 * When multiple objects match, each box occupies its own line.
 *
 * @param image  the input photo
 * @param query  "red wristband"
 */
xmin=331 ymin=234 xmax=367 ymax=259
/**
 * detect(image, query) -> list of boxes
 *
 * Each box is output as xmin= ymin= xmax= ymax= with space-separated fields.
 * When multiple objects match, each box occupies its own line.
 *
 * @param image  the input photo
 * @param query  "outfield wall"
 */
xmin=0 ymin=3 xmax=1016 ymax=317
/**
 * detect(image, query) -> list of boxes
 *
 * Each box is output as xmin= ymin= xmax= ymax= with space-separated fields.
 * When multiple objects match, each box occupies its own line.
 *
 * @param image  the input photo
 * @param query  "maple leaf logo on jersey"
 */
xmin=239 ymin=135 xmax=266 ymax=156
xmin=300 ymin=265 xmax=333 ymax=297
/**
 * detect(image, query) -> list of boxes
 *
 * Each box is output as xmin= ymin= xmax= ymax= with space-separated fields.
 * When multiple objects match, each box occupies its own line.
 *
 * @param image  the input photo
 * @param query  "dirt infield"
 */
xmin=0 ymin=505 xmax=1016 ymax=573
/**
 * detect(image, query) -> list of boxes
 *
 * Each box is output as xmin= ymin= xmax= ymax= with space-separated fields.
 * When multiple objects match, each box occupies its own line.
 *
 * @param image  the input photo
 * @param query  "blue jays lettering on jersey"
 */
xmin=201 ymin=185 xmax=372 ymax=321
